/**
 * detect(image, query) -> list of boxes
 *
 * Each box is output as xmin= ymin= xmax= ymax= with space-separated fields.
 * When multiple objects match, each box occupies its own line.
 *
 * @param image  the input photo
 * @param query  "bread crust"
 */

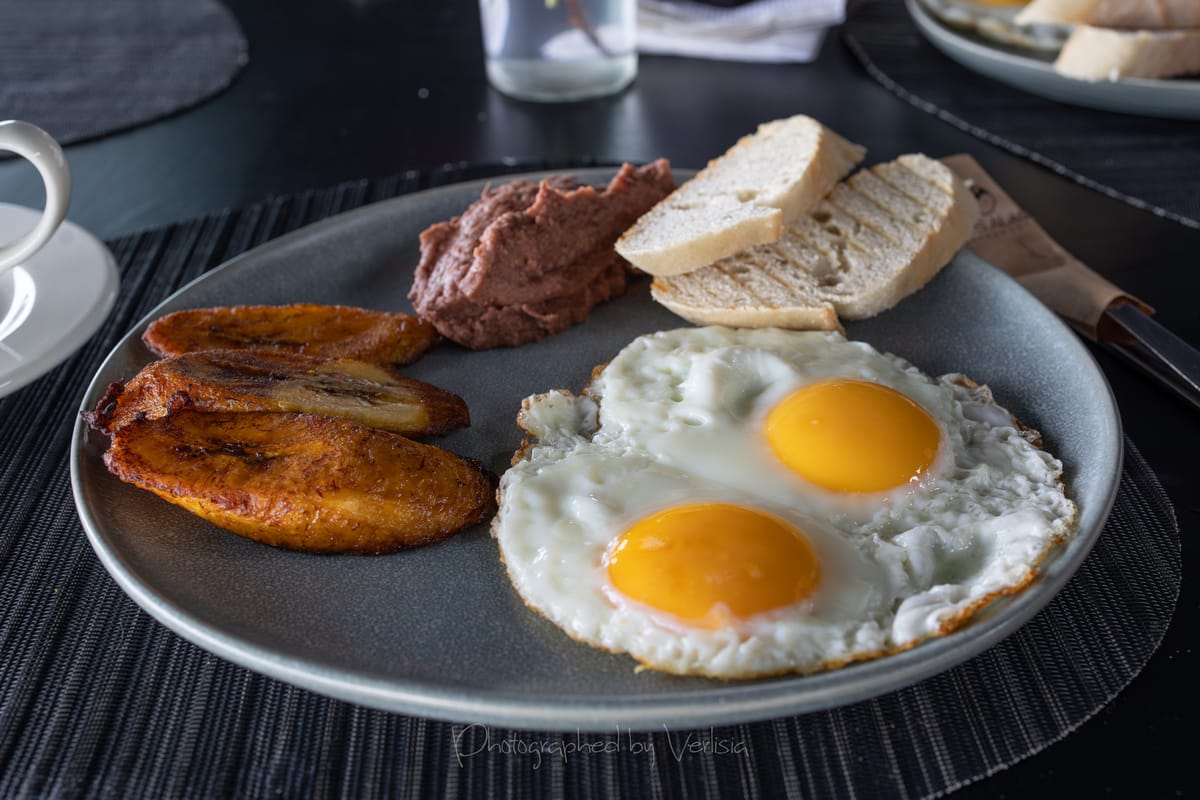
xmin=650 ymin=277 xmax=841 ymax=330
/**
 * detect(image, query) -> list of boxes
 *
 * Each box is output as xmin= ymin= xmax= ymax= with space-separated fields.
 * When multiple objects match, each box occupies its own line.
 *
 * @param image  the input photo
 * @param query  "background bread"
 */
xmin=1016 ymin=0 xmax=1200 ymax=29
xmin=1054 ymin=26 xmax=1200 ymax=81
xmin=615 ymin=116 xmax=865 ymax=277
xmin=650 ymin=154 xmax=980 ymax=329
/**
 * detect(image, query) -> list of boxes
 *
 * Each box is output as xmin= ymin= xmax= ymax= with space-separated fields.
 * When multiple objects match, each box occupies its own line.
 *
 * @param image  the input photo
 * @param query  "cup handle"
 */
xmin=0 ymin=121 xmax=72 ymax=274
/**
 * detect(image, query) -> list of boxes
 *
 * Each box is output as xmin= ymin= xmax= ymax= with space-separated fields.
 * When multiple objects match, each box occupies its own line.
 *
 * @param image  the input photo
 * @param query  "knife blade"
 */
xmin=1102 ymin=301 xmax=1200 ymax=412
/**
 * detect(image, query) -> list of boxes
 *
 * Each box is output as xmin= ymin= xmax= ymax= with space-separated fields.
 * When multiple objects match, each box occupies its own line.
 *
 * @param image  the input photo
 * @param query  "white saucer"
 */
xmin=0 ymin=203 xmax=119 ymax=398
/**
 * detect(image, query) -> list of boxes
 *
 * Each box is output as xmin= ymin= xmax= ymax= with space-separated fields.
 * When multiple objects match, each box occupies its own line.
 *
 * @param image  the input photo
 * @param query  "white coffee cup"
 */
xmin=0 ymin=120 xmax=72 ymax=274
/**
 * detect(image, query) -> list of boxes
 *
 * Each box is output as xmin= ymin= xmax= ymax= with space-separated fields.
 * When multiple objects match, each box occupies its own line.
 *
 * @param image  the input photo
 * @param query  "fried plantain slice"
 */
xmin=142 ymin=303 xmax=440 ymax=365
xmin=85 ymin=350 xmax=469 ymax=437
xmin=103 ymin=409 xmax=497 ymax=553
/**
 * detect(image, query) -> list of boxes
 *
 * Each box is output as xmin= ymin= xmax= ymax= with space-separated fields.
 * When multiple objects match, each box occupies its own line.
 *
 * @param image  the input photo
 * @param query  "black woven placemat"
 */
xmin=0 ymin=0 xmax=247 ymax=146
xmin=0 ymin=164 xmax=1181 ymax=798
xmin=843 ymin=0 xmax=1200 ymax=230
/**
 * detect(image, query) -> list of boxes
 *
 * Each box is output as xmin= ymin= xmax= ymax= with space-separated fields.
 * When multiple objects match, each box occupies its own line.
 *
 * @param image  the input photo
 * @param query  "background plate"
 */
xmin=908 ymin=0 xmax=1200 ymax=120
xmin=71 ymin=169 xmax=1121 ymax=731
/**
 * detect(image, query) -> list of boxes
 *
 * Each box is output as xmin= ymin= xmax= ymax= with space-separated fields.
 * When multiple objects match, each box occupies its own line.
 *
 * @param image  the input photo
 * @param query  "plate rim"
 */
xmin=70 ymin=168 xmax=1123 ymax=731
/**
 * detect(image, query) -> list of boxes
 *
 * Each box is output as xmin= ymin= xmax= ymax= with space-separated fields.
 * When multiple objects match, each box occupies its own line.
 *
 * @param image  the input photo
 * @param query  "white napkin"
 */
xmin=637 ymin=0 xmax=846 ymax=63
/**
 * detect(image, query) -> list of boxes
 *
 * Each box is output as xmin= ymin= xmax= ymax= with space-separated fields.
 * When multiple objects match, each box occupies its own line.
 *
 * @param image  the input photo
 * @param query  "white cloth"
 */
xmin=637 ymin=0 xmax=845 ymax=63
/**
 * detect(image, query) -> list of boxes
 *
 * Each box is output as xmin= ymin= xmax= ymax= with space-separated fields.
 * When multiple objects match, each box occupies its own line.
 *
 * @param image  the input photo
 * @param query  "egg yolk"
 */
xmin=765 ymin=379 xmax=940 ymax=493
xmin=606 ymin=503 xmax=820 ymax=628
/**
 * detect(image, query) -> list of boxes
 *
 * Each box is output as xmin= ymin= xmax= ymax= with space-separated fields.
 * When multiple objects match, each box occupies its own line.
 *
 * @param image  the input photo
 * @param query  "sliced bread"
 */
xmin=1016 ymin=0 xmax=1200 ymax=29
xmin=1054 ymin=26 xmax=1200 ymax=81
xmin=614 ymin=116 xmax=865 ymax=277
xmin=650 ymin=154 xmax=980 ymax=329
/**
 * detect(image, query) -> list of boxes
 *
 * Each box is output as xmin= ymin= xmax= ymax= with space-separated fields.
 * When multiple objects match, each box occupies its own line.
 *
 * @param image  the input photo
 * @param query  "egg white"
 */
xmin=493 ymin=328 xmax=1077 ymax=678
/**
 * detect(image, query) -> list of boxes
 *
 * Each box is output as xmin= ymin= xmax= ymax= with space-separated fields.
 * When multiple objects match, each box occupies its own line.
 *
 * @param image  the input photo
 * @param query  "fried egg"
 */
xmin=920 ymin=0 xmax=1069 ymax=52
xmin=492 ymin=328 xmax=1077 ymax=678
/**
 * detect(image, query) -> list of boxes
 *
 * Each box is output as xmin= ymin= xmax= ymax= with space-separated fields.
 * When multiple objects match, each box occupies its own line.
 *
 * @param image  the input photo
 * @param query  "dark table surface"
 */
xmin=1 ymin=0 xmax=1194 ymax=796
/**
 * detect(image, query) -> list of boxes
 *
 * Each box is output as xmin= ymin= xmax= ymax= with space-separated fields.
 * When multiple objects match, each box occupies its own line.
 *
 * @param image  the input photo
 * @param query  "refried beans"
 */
xmin=408 ymin=160 xmax=675 ymax=349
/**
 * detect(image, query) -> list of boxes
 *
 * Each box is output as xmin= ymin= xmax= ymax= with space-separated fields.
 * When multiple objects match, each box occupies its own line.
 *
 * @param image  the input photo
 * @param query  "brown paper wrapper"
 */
xmin=942 ymin=154 xmax=1151 ymax=341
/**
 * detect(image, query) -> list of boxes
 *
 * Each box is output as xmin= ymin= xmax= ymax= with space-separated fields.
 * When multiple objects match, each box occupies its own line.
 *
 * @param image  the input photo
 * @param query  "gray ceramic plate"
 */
xmin=70 ymin=168 xmax=1121 ymax=731
xmin=908 ymin=0 xmax=1200 ymax=120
